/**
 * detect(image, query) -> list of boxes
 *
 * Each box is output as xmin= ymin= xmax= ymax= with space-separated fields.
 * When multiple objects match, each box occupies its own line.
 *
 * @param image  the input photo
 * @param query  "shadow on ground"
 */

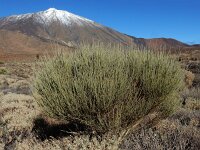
xmin=32 ymin=117 xmax=90 ymax=141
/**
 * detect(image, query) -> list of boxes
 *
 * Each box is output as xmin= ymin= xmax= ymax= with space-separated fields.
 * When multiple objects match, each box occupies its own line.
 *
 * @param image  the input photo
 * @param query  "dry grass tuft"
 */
xmin=184 ymin=71 xmax=195 ymax=88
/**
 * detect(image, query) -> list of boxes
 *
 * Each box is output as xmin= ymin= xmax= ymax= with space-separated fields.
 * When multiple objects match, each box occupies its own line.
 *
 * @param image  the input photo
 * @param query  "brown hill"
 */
xmin=0 ymin=29 xmax=70 ymax=61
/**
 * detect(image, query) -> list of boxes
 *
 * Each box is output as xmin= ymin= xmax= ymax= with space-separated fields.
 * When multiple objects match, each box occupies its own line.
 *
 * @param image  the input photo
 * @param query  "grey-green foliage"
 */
xmin=0 ymin=68 xmax=7 ymax=75
xmin=34 ymin=44 xmax=184 ymax=133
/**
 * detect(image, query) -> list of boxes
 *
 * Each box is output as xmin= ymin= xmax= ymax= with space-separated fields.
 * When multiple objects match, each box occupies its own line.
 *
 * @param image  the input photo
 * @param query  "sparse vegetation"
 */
xmin=183 ymin=87 xmax=200 ymax=100
xmin=33 ymin=44 xmax=184 ymax=137
xmin=0 ymin=68 xmax=7 ymax=75
xmin=182 ymin=87 xmax=200 ymax=110
xmin=0 ymin=54 xmax=200 ymax=149
xmin=0 ymin=61 xmax=4 ymax=65
xmin=36 ymin=54 xmax=40 ymax=60
xmin=184 ymin=70 xmax=195 ymax=88
xmin=121 ymin=119 xmax=200 ymax=150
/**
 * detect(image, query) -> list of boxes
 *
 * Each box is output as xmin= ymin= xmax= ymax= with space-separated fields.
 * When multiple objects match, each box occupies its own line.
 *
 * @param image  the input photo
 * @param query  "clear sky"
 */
xmin=0 ymin=0 xmax=199 ymax=44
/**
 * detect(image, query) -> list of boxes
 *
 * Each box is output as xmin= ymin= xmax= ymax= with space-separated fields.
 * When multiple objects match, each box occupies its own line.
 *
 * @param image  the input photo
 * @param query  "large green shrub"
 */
xmin=34 ymin=45 xmax=184 ymax=133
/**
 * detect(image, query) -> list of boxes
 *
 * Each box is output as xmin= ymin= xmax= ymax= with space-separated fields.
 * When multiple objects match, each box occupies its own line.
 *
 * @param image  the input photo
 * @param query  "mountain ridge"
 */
xmin=0 ymin=8 xmax=199 ymax=61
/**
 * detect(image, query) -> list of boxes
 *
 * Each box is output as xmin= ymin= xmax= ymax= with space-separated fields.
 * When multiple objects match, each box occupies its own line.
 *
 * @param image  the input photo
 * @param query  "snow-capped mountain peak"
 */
xmin=46 ymin=8 xmax=57 ymax=12
xmin=0 ymin=8 xmax=133 ymax=50
xmin=1 ymin=8 xmax=95 ymax=26
xmin=35 ymin=8 xmax=95 ymax=25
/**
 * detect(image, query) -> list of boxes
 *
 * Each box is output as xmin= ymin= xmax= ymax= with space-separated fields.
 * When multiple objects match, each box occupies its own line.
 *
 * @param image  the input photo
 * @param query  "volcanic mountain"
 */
xmin=0 ymin=8 xmax=197 ymax=61
xmin=0 ymin=8 xmax=134 ymax=46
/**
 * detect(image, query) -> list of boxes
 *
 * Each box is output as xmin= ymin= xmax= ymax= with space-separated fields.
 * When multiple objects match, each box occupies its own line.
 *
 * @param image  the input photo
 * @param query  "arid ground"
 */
xmin=0 ymin=58 xmax=200 ymax=150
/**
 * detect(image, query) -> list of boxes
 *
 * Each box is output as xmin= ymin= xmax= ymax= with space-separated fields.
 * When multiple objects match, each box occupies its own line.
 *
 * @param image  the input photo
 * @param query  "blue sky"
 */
xmin=0 ymin=0 xmax=199 ymax=44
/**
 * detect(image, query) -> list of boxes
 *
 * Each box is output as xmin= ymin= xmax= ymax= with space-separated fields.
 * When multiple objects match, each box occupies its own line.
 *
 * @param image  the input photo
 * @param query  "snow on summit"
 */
xmin=35 ymin=8 xmax=95 ymax=25
xmin=2 ymin=8 xmax=95 ymax=26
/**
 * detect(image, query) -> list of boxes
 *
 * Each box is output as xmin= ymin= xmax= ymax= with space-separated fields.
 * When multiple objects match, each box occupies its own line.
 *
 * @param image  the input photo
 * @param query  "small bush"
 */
xmin=36 ymin=54 xmax=40 ymax=60
xmin=0 ymin=61 xmax=4 ymax=65
xmin=184 ymin=70 xmax=195 ymax=88
xmin=182 ymin=88 xmax=200 ymax=110
xmin=34 ymin=45 xmax=184 ymax=134
xmin=185 ymin=99 xmax=200 ymax=110
xmin=0 ymin=68 xmax=7 ymax=75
